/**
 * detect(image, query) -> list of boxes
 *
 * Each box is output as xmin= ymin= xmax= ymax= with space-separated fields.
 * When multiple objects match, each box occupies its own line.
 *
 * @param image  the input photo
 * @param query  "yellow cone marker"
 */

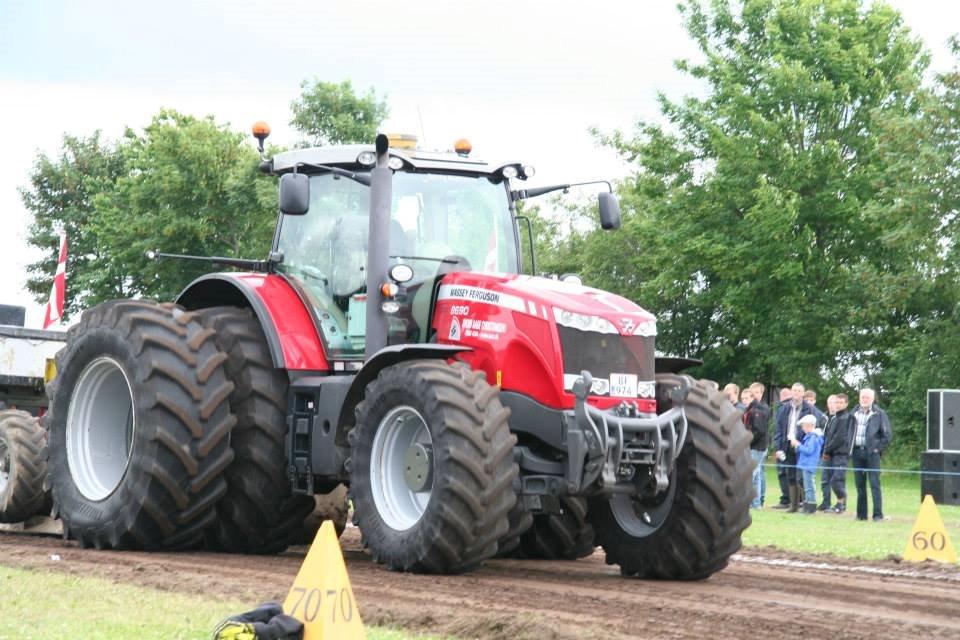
xmin=283 ymin=521 xmax=365 ymax=639
xmin=902 ymin=494 xmax=957 ymax=564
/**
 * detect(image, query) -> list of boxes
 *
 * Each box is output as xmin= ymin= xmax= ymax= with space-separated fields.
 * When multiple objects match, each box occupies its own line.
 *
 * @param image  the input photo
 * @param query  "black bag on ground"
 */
xmin=213 ymin=602 xmax=304 ymax=640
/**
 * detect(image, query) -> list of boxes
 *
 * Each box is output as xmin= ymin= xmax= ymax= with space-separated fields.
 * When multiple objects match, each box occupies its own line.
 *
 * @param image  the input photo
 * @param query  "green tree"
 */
xmin=290 ymin=79 xmax=389 ymax=146
xmin=21 ymin=133 xmax=126 ymax=317
xmin=23 ymin=79 xmax=392 ymax=316
xmin=22 ymin=110 xmax=277 ymax=312
xmin=92 ymin=110 xmax=276 ymax=302
xmin=878 ymin=38 xmax=960 ymax=457
xmin=588 ymin=0 xmax=936 ymax=406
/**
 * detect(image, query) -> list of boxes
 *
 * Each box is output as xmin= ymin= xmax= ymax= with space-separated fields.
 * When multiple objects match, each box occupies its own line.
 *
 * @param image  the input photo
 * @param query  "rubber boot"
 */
xmin=804 ymin=502 xmax=817 ymax=515
xmin=787 ymin=485 xmax=799 ymax=513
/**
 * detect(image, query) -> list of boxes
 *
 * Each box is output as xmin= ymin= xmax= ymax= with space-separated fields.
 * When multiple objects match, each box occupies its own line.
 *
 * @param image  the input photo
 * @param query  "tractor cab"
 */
xmin=268 ymin=138 xmax=523 ymax=360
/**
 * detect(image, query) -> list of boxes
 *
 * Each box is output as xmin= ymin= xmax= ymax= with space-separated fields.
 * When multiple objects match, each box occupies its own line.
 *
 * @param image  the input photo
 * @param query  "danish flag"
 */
xmin=42 ymin=233 xmax=67 ymax=329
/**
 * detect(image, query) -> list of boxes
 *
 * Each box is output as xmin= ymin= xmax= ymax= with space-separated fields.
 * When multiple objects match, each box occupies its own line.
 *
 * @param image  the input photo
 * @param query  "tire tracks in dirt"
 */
xmin=2 ymin=530 xmax=959 ymax=640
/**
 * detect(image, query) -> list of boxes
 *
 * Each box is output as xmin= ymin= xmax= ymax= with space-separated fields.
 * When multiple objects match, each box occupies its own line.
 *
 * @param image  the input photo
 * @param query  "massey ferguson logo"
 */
xmin=620 ymin=318 xmax=636 ymax=333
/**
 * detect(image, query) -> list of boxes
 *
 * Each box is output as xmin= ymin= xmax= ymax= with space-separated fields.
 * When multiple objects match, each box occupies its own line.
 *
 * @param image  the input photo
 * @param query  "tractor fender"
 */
xmin=176 ymin=273 xmax=328 ymax=371
xmin=655 ymin=356 xmax=703 ymax=374
xmin=337 ymin=344 xmax=471 ymax=432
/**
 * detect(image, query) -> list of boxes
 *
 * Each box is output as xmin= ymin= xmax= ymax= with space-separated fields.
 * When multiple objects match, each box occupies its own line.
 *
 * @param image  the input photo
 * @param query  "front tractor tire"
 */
xmin=351 ymin=361 xmax=518 ymax=574
xmin=588 ymin=374 xmax=752 ymax=580
xmin=0 ymin=410 xmax=48 ymax=523
xmin=46 ymin=300 xmax=236 ymax=550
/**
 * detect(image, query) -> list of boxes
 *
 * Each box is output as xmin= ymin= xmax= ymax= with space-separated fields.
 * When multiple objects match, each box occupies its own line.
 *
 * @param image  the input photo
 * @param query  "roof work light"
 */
xmin=454 ymin=138 xmax=472 ymax=156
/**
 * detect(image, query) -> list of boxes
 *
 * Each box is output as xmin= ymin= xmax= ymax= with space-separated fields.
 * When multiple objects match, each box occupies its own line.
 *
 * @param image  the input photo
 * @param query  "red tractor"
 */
xmin=45 ymin=129 xmax=751 ymax=577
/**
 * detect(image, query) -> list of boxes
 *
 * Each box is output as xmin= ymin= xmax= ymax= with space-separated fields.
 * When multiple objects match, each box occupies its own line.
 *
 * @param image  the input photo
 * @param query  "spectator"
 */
xmin=792 ymin=414 xmax=824 ymax=515
xmin=818 ymin=394 xmax=837 ymax=510
xmin=850 ymin=389 xmax=893 ymax=521
xmin=776 ymin=387 xmax=791 ymax=410
xmin=743 ymin=384 xmax=770 ymax=509
xmin=804 ymin=389 xmax=827 ymax=425
xmin=819 ymin=393 xmax=853 ymax=513
xmin=724 ymin=383 xmax=744 ymax=411
xmin=772 ymin=383 xmax=818 ymax=510
xmin=749 ymin=382 xmax=771 ymax=507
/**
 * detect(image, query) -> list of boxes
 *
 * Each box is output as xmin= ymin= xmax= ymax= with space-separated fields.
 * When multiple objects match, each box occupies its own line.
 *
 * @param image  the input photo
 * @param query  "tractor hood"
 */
xmin=435 ymin=272 xmax=656 ymax=337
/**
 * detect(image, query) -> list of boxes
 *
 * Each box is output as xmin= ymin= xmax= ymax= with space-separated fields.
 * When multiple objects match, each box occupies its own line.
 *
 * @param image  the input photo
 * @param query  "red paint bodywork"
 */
xmin=432 ymin=272 xmax=658 ymax=412
xmin=233 ymin=271 xmax=657 ymax=411
xmin=233 ymin=273 xmax=329 ymax=371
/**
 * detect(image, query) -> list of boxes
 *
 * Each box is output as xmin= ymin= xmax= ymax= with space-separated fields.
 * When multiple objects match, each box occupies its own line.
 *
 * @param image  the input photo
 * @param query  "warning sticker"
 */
xmin=448 ymin=317 xmax=461 ymax=341
xmin=461 ymin=318 xmax=506 ymax=341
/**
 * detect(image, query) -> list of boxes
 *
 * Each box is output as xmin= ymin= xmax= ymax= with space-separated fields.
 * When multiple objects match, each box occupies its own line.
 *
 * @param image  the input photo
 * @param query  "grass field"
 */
xmin=742 ymin=465 xmax=960 ymax=559
xmin=0 ymin=566 xmax=442 ymax=640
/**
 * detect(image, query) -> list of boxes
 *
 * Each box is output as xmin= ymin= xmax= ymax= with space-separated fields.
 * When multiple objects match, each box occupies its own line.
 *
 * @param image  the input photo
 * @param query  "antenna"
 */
xmin=417 ymin=106 xmax=428 ymax=148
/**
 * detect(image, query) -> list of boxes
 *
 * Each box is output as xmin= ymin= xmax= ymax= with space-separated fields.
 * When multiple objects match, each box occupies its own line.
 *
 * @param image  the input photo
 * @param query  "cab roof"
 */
xmin=270 ymin=144 xmax=523 ymax=177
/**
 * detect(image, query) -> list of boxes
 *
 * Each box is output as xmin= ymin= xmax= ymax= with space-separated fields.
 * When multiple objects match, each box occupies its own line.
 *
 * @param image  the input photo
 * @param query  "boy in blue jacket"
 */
xmin=792 ymin=414 xmax=824 ymax=515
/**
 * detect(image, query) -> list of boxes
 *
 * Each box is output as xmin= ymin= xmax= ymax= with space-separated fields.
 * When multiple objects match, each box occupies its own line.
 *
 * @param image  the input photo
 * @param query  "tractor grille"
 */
xmin=557 ymin=326 xmax=655 ymax=386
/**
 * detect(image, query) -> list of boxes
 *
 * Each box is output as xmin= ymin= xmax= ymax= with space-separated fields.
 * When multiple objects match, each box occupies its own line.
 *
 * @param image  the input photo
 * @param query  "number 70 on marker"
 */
xmin=287 ymin=586 xmax=354 ymax=623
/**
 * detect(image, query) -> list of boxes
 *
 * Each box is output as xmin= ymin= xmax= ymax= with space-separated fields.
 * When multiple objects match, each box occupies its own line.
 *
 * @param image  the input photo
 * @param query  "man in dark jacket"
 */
xmin=819 ymin=393 xmax=853 ymax=512
xmin=773 ymin=382 xmax=823 ymax=510
xmin=743 ymin=383 xmax=771 ymax=509
xmin=850 ymin=388 xmax=893 ymax=521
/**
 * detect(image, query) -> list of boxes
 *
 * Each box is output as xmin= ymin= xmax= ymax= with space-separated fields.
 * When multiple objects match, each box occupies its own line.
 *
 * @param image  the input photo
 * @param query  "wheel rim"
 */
xmin=369 ymin=405 xmax=433 ymax=531
xmin=66 ymin=357 xmax=136 ymax=501
xmin=610 ymin=472 xmax=677 ymax=538
xmin=0 ymin=436 xmax=10 ymax=493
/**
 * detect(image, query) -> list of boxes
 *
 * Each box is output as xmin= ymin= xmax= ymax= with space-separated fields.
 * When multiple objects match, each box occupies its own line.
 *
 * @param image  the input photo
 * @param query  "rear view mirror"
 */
xmin=279 ymin=173 xmax=310 ymax=215
xmin=598 ymin=191 xmax=621 ymax=230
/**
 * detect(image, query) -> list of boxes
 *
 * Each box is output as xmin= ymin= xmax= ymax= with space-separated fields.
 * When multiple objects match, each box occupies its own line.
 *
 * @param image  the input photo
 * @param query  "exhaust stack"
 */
xmin=364 ymin=133 xmax=392 ymax=359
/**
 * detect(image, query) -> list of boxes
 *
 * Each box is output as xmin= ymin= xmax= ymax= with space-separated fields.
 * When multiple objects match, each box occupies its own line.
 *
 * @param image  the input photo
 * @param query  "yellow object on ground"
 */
xmin=902 ymin=494 xmax=958 ymax=563
xmin=283 ymin=520 xmax=366 ymax=640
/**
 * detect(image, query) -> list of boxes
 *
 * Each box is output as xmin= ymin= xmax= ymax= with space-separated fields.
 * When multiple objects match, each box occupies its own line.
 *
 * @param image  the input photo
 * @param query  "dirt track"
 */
xmin=3 ymin=528 xmax=960 ymax=640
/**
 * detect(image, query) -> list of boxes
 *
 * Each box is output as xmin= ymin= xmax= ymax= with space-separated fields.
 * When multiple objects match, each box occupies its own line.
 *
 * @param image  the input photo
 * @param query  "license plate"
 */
xmin=609 ymin=373 xmax=638 ymax=398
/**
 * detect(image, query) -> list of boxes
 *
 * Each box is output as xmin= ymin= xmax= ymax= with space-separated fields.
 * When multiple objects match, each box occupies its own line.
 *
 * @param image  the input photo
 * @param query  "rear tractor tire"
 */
xmin=517 ymin=496 xmax=595 ymax=560
xmin=351 ymin=361 xmax=518 ymax=573
xmin=587 ymin=374 xmax=752 ymax=580
xmin=0 ymin=410 xmax=48 ymax=523
xmin=46 ymin=300 xmax=236 ymax=549
xmin=195 ymin=307 xmax=316 ymax=554
xmin=495 ymin=500 xmax=533 ymax=557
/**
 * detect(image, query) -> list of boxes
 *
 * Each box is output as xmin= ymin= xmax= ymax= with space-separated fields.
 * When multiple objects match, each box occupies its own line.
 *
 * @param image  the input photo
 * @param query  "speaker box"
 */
xmin=921 ymin=451 xmax=960 ymax=506
xmin=927 ymin=390 xmax=960 ymax=451
xmin=0 ymin=304 xmax=25 ymax=327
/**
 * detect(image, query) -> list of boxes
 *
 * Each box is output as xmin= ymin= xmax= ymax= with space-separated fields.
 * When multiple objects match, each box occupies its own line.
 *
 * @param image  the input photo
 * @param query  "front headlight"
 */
xmin=552 ymin=307 xmax=618 ymax=334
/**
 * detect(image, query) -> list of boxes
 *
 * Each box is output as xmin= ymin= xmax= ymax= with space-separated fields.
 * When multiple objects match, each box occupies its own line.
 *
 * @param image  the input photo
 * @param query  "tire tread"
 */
xmin=0 ymin=411 xmax=49 ymax=523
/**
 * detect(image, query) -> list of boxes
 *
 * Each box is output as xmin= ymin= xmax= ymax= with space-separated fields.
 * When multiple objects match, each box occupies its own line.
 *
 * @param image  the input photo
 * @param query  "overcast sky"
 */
xmin=1 ymin=0 xmax=957 ymax=328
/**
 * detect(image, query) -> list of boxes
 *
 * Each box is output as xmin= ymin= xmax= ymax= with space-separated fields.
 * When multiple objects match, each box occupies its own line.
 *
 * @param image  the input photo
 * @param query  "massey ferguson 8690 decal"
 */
xmin=436 ymin=284 xmax=526 ymax=312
